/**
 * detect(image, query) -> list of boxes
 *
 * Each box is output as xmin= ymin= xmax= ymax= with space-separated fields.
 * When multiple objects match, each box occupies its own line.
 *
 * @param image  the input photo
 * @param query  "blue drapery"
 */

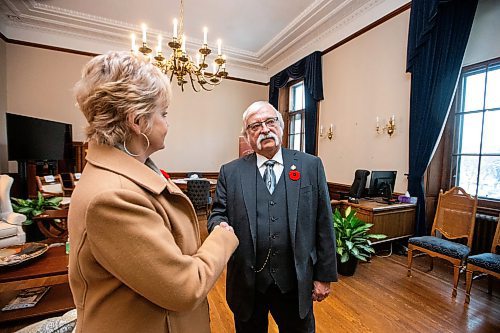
xmin=269 ymin=51 xmax=324 ymax=155
xmin=406 ymin=0 xmax=478 ymax=236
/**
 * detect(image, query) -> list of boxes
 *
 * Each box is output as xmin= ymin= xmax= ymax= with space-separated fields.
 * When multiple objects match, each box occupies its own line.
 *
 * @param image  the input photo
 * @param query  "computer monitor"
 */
xmin=368 ymin=171 xmax=397 ymax=197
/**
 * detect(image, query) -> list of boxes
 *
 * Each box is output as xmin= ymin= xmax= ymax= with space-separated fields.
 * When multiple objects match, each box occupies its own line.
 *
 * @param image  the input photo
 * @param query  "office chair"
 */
xmin=186 ymin=179 xmax=212 ymax=217
xmin=337 ymin=169 xmax=370 ymax=200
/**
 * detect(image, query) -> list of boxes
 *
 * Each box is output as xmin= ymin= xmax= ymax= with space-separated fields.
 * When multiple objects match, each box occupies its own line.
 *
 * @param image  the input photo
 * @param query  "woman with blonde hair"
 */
xmin=69 ymin=51 xmax=238 ymax=333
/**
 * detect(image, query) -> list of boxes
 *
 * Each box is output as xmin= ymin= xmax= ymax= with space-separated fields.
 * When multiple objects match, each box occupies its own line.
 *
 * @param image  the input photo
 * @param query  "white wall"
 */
xmin=318 ymin=11 xmax=411 ymax=193
xmin=464 ymin=0 xmax=500 ymax=66
xmin=3 ymin=44 xmax=267 ymax=172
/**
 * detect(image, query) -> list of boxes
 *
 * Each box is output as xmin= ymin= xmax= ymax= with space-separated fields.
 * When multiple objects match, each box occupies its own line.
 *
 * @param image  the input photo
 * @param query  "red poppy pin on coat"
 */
xmin=289 ymin=165 xmax=300 ymax=181
xmin=160 ymin=169 xmax=170 ymax=179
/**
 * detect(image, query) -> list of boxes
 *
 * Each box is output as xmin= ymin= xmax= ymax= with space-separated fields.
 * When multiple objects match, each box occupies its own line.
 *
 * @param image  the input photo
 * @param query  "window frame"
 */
xmin=450 ymin=57 xmax=500 ymax=203
xmin=284 ymin=80 xmax=306 ymax=152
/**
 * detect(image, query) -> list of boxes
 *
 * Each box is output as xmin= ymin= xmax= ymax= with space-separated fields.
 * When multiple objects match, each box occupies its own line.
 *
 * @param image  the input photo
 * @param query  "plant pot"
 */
xmin=337 ymin=255 xmax=359 ymax=276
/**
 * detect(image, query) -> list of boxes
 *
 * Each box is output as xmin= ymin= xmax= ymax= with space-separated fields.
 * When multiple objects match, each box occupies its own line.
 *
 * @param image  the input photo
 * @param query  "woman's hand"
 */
xmin=214 ymin=221 xmax=234 ymax=233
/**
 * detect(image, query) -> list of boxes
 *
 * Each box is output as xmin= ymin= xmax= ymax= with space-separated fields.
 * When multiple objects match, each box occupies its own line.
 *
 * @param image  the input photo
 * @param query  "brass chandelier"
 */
xmin=131 ymin=0 xmax=228 ymax=92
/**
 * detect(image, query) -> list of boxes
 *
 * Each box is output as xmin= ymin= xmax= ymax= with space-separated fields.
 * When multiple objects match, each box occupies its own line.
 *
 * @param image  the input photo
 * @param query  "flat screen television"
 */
xmin=6 ymin=113 xmax=73 ymax=161
xmin=368 ymin=171 xmax=397 ymax=197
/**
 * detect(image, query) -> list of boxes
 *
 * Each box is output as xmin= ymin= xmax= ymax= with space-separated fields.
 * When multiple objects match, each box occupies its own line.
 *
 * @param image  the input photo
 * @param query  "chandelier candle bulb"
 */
xmin=141 ymin=24 xmax=147 ymax=43
xmin=217 ymin=39 xmax=222 ymax=55
xmin=157 ymin=35 xmax=162 ymax=54
xmin=173 ymin=18 xmax=178 ymax=39
xmin=203 ymin=27 xmax=208 ymax=45
xmin=181 ymin=35 xmax=186 ymax=52
xmin=131 ymin=33 xmax=136 ymax=52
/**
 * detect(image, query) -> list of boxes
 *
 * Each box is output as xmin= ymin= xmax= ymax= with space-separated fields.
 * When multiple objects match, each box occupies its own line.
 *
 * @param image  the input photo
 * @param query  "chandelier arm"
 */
xmin=188 ymin=72 xmax=202 ymax=93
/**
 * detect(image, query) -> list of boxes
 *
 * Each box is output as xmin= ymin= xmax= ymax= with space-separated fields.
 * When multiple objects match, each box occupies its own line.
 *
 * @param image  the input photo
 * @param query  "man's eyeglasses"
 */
xmin=246 ymin=117 xmax=279 ymax=132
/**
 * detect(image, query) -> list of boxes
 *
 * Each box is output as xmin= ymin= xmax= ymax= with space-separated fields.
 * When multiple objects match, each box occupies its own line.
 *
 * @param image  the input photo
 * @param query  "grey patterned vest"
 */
xmin=255 ymin=171 xmax=296 ymax=293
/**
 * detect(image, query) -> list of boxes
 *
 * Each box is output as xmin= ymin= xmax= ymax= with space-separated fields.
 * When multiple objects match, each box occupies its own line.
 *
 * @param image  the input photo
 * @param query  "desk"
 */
xmin=172 ymin=178 xmax=217 ymax=192
xmin=0 ymin=246 xmax=74 ymax=324
xmin=331 ymin=199 xmax=416 ymax=244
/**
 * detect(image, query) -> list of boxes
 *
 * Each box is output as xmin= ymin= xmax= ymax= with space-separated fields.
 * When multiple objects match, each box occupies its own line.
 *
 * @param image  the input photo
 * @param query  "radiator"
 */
xmin=471 ymin=214 xmax=499 ymax=255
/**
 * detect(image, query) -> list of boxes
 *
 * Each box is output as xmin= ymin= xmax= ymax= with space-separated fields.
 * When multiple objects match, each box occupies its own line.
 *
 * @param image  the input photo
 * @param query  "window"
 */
xmin=451 ymin=59 xmax=500 ymax=201
xmin=287 ymin=81 xmax=305 ymax=152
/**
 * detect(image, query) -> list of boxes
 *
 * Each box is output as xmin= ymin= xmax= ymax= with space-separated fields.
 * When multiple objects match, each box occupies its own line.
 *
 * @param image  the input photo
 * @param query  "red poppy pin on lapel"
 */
xmin=160 ymin=169 xmax=170 ymax=179
xmin=289 ymin=165 xmax=300 ymax=181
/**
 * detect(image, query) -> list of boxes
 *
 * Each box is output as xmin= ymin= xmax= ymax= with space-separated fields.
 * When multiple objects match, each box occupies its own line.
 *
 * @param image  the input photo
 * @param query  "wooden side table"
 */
xmin=0 ymin=246 xmax=74 ymax=325
xmin=33 ymin=209 xmax=69 ymax=242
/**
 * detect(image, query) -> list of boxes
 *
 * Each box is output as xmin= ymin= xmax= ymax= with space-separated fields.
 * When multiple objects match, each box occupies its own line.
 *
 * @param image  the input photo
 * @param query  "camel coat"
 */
xmin=68 ymin=142 xmax=238 ymax=333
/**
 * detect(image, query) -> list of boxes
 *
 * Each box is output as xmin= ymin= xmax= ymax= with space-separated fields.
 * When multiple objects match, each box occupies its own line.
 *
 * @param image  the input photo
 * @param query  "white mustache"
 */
xmin=257 ymin=132 xmax=279 ymax=150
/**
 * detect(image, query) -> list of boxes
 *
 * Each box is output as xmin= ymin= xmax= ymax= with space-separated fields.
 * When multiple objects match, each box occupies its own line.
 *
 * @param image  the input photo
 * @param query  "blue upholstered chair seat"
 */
xmin=467 ymin=253 xmax=500 ymax=273
xmin=409 ymin=236 xmax=470 ymax=259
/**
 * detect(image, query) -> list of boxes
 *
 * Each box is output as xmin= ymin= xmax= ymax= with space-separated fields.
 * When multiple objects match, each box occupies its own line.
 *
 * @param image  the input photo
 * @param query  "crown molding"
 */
xmin=0 ymin=0 xmax=410 ymax=83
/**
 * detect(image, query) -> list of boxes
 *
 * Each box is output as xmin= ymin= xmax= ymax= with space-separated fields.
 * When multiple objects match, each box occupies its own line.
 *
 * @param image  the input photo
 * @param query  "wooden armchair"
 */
xmin=36 ymin=175 xmax=65 ymax=197
xmin=58 ymin=173 xmax=76 ymax=196
xmin=407 ymin=187 xmax=478 ymax=297
xmin=465 ymin=215 xmax=500 ymax=303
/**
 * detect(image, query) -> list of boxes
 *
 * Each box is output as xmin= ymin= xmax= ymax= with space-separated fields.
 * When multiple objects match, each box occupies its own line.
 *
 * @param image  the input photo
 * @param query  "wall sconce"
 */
xmin=320 ymin=124 xmax=334 ymax=140
xmin=376 ymin=115 xmax=396 ymax=137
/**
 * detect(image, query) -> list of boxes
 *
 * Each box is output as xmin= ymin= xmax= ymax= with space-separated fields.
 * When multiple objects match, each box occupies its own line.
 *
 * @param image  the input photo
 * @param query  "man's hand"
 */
xmin=312 ymin=281 xmax=331 ymax=302
xmin=214 ymin=221 xmax=234 ymax=233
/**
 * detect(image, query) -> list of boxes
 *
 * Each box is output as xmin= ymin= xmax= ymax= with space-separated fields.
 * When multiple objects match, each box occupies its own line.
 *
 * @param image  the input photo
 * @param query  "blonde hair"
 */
xmin=74 ymin=51 xmax=172 ymax=146
xmin=241 ymin=101 xmax=284 ymax=138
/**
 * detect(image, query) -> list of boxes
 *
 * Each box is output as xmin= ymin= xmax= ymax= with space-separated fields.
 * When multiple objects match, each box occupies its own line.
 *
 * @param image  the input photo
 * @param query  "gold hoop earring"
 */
xmin=123 ymin=133 xmax=150 ymax=157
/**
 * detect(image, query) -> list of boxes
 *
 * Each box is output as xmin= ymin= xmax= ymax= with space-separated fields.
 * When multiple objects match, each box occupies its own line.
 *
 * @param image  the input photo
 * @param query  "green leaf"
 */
xmin=344 ymin=206 xmax=351 ymax=217
xmin=353 ymin=253 xmax=368 ymax=261
xmin=368 ymin=234 xmax=387 ymax=239
xmin=341 ymin=252 xmax=349 ymax=263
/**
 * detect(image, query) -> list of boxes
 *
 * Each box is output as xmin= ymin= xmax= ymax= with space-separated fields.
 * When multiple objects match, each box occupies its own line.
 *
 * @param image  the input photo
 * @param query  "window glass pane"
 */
xmin=293 ymin=114 xmax=302 ymax=135
xmin=463 ymin=70 xmax=485 ymax=112
xmin=456 ymin=155 xmax=479 ymax=195
xmin=289 ymin=114 xmax=296 ymax=134
xmin=295 ymin=84 xmax=304 ymax=111
xmin=288 ymin=134 xmax=295 ymax=150
xmin=485 ymin=64 xmax=500 ymax=109
xmin=477 ymin=156 xmax=500 ymax=200
xmin=455 ymin=113 xmax=483 ymax=154
xmin=293 ymin=134 xmax=301 ymax=151
xmin=290 ymin=82 xmax=304 ymax=111
xmin=482 ymin=110 xmax=500 ymax=154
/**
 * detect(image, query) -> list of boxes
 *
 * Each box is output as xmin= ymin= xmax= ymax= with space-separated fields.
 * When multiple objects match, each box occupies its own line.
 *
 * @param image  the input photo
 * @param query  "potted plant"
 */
xmin=11 ymin=192 xmax=62 ymax=241
xmin=333 ymin=207 xmax=386 ymax=276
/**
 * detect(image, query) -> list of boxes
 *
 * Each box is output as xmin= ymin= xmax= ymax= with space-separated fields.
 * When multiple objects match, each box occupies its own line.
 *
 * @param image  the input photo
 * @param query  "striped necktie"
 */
xmin=263 ymin=160 xmax=276 ymax=194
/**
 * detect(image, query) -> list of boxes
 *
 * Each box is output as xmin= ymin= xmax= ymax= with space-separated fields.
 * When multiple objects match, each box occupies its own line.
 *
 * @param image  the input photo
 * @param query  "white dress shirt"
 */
xmin=256 ymin=149 xmax=284 ymax=183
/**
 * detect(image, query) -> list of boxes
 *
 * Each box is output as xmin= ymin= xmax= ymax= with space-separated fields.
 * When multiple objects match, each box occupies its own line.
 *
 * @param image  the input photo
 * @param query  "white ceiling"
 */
xmin=0 ymin=0 xmax=409 ymax=82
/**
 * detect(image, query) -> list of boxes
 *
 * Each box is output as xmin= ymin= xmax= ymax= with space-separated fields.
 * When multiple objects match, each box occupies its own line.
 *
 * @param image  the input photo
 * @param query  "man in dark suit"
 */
xmin=208 ymin=101 xmax=337 ymax=333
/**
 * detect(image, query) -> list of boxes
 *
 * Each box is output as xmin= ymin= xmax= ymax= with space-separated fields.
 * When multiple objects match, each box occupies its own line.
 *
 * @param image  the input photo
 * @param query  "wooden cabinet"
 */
xmin=332 ymin=199 xmax=416 ymax=243
xmin=72 ymin=141 xmax=88 ymax=173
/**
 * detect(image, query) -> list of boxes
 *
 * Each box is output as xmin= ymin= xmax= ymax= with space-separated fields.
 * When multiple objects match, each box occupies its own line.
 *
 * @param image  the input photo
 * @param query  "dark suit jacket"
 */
xmin=208 ymin=148 xmax=337 ymax=320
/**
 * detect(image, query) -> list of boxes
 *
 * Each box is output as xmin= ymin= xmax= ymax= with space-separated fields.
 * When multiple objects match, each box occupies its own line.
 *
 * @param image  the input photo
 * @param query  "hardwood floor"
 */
xmin=2 ymin=251 xmax=498 ymax=332
xmin=208 ymin=254 xmax=499 ymax=333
